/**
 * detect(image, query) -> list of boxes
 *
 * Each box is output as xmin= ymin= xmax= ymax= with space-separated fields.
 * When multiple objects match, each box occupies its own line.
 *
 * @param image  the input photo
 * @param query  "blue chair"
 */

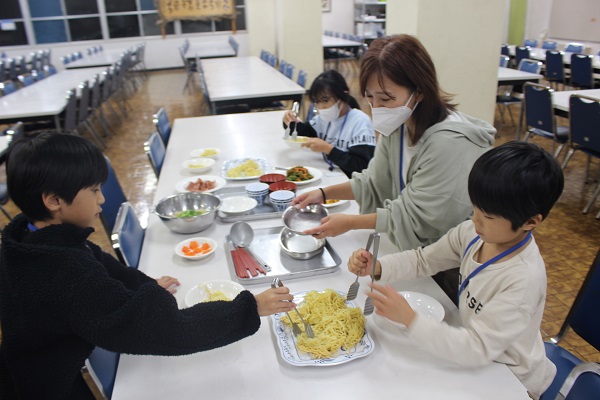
xmin=542 ymin=40 xmax=558 ymax=50
xmin=297 ymin=70 xmax=308 ymax=88
xmin=144 ymin=131 xmax=166 ymax=178
xmin=111 ymin=201 xmax=145 ymax=268
xmin=496 ymin=59 xmax=543 ymax=127
xmin=100 ymin=156 xmax=127 ymax=238
xmin=283 ymin=63 xmax=294 ymax=79
xmin=499 ymin=55 xmax=510 ymax=68
xmin=0 ymin=80 xmax=17 ymax=96
xmin=17 ymin=73 xmax=35 ymax=87
xmin=540 ymin=249 xmax=600 ymax=400
xmin=545 ymin=51 xmax=566 ymax=90
xmin=561 ymin=95 xmax=600 ymax=215
xmin=500 ymin=44 xmax=510 ymax=57
xmin=554 ymin=363 xmax=600 ymax=400
xmin=564 ymin=42 xmax=584 ymax=54
xmin=522 ymin=83 xmax=569 ymax=158
xmin=152 ymin=107 xmax=171 ymax=146
xmin=523 ymin=39 xmax=538 ymax=48
xmin=83 ymin=348 xmax=120 ymax=399
xmin=278 ymin=59 xmax=287 ymax=74
xmin=515 ymin=46 xmax=531 ymax=68
xmin=228 ymin=36 xmax=239 ymax=56
xmin=570 ymin=54 xmax=594 ymax=89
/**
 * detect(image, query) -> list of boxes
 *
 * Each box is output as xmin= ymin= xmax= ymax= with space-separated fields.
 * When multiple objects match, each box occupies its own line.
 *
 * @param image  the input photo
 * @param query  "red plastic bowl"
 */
xmin=269 ymin=181 xmax=297 ymax=193
xmin=259 ymin=173 xmax=286 ymax=184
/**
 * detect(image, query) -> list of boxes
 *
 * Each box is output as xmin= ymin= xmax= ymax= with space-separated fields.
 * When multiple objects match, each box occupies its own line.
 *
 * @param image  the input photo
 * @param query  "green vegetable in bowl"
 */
xmin=176 ymin=209 xmax=208 ymax=219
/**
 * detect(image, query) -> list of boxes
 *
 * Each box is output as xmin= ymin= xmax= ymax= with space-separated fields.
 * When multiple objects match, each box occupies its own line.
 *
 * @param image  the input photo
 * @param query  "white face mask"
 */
xmin=317 ymin=101 xmax=341 ymax=123
xmin=369 ymin=93 xmax=418 ymax=136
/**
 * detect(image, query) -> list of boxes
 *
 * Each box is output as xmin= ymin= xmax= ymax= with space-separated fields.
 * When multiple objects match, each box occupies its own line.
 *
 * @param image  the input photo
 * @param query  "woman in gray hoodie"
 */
xmin=294 ymin=34 xmax=495 ymax=254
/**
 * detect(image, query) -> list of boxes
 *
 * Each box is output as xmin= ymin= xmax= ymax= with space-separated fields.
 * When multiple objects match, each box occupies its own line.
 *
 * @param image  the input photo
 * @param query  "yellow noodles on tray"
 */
xmin=226 ymin=159 xmax=263 ymax=178
xmin=282 ymin=289 xmax=365 ymax=359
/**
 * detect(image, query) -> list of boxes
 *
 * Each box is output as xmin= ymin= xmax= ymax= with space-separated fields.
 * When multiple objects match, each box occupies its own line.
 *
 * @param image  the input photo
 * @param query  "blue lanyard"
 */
xmin=27 ymin=223 xmax=39 ymax=232
xmin=321 ymin=106 xmax=350 ymax=171
xmin=457 ymin=230 xmax=532 ymax=302
xmin=398 ymin=125 xmax=405 ymax=191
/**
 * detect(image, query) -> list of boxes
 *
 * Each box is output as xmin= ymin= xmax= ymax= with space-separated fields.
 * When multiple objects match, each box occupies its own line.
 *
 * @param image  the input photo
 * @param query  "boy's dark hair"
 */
xmin=468 ymin=141 xmax=564 ymax=231
xmin=6 ymin=132 xmax=108 ymax=222
xmin=308 ymin=70 xmax=360 ymax=109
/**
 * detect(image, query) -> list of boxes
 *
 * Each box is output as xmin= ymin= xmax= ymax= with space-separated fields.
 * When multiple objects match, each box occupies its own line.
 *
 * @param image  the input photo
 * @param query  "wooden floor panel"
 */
xmin=0 ymin=63 xmax=598 ymax=362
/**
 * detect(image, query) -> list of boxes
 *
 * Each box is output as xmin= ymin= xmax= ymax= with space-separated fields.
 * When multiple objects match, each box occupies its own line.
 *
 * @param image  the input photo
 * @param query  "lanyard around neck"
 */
xmin=398 ymin=125 xmax=405 ymax=191
xmin=27 ymin=222 xmax=39 ymax=232
xmin=322 ymin=106 xmax=350 ymax=171
xmin=457 ymin=230 xmax=532 ymax=302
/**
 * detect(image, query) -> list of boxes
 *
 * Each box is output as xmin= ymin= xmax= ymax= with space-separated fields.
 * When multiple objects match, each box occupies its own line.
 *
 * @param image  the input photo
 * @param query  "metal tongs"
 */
xmin=283 ymin=101 xmax=300 ymax=140
xmin=362 ymin=232 xmax=380 ymax=316
xmin=272 ymin=277 xmax=315 ymax=338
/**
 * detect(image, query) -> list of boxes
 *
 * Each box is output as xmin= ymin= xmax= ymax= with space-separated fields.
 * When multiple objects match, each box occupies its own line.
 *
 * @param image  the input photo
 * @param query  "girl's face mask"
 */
xmin=317 ymin=100 xmax=341 ymax=123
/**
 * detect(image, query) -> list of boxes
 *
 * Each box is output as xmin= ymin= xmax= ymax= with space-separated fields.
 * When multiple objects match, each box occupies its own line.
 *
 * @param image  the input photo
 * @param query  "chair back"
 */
xmin=542 ymin=40 xmax=558 ymax=50
xmin=283 ymin=63 xmax=294 ymax=79
xmin=278 ymin=59 xmax=287 ymax=74
xmin=43 ymin=64 xmax=57 ymax=76
xmin=524 ymin=83 xmax=555 ymax=134
xmin=83 ymin=348 xmax=120 ymax=399
xmin=144 ymin=131 xmax=165 ymax=177
xmin=63 ymin=90 xmax=78 ymax=132
xmin=499 ymin=55 xmax=510 ymax=68
xmin=152 ymin=108 xmax=171 ymax=146
xmin=17 ymin=73 xmax=35 ymax=87
xmin=523 ymin=39 xmax=538 ymax=48
xmin=518 ymin=58 xmax=543 ymax=74
xmin=297 ymin=70 xmax=307 ymax=88
xmin=516 ymin=46 xmax=531 ymax=67
xmin=559 ymin=363 xmax=600 ymax=400
xmin=7 ymin=58 xmax=18 ymax=80
xmin=568 ymin=95 xmax=600 ymax=155
xmin=545 ymin=51 xmax=565 ymax=82
xmin=0 ymin=80 xmax=17 ymax=96
xmin=565 ymin=42 xmax=584 ymax=54
xmin=111 ymin=201 xmax=144 ymax=268
xmin=228 ymin=36 xmax=239 ymax=55
xmin=570 ymin=54 xmax=594 ymax=89
xmin=100 ymin=156 xmax=127 ymax=237
xmin=500 ymin=44 xmax=509 ymax=56
xmin=306 ymin=102 xmax=316 ymax=122
xmin=77 ymin=80 xmax=91 ymax=123
xmin=89 ymin=75 xmax=102 ymax=110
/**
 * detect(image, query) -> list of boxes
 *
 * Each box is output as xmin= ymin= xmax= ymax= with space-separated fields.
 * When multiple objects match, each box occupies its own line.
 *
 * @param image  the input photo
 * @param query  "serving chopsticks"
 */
xmin=230 ymin=243 xmax=267 ymax=278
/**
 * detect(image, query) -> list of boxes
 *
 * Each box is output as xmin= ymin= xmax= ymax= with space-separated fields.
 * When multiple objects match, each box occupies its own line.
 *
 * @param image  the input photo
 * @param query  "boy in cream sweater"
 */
xmin=348 ymin=141 xmax=563 ymax=399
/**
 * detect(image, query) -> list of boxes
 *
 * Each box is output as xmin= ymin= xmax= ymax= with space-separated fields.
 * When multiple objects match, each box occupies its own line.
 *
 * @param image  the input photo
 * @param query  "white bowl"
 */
xmin=190 ymin=147 xmax=220 ymax=159
xmin=185 ymin=280 xmax=244 ymax=307
xmin=283 ymin=136 xmax=309 ymax=149
xmin=181 ymin=158 xmax=215 ymax=173
xmin=375 ymin=291 xmax=445 ymax=330
xmin=220 ymin=196 xmax=258 ymax=215
xmin=174 ymin=237 xmax=217 ymax=260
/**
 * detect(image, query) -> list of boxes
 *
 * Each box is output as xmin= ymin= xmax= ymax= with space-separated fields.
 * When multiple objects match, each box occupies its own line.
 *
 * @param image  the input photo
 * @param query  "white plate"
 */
xmin=220 ymin=196 xmax=257 ymax=215
xmin=283 ymin=136 xmax=309 ymax=149
xmin=185 ymin=280 xmax=244 ymax=307
xmin=285 ymin=166 xmax=323 ymax=186
xmin=270 ymin=290 xmax=375 ymax=367
xmin=296 ymin=188 xmax=348 ymax=209
xmin=175 ymin=175 xmax=226 ymax=193
xmin=222 ymin=158 xmax=269 ymax=180
xmin=174 ymin=237 xmax=217 ymax=260
xmin=190 ymin=147 xmax=221 ymax=159
xmin=377 ymin=291 xmax=445 ymax=330
xmin=181 ymin=157 xmax=216 ymax=174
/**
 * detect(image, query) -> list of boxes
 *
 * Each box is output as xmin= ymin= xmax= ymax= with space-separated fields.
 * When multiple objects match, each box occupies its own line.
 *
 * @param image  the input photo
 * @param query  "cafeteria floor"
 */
xmin=0 ymin=61 xmax=598 ymax=363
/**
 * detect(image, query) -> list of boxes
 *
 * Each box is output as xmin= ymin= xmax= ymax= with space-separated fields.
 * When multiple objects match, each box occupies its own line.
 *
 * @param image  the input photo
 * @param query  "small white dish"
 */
xmin=283 ymin=136 xmax=309 ymax=149
xmin=190 ymin=147 xmax=220 ymax=159
xmin=174 ymin=237 xmax=217 ymax=260
xmin=285 ymin=166 xmax=323 ymax=186
xmin=376 ymin=291 xmax=445 ymax=330
xmin=175 ymin=175 xmax=226 ymax=193
xmin=296 ymin=188 xmax=349 ymax=209
xmin=185 ymin=280 xmax=244 ymax=307
xmin=220 ymin=196 xmax=258 ymax=215
xmin=181 ymin=158 xmax=215 ymax=174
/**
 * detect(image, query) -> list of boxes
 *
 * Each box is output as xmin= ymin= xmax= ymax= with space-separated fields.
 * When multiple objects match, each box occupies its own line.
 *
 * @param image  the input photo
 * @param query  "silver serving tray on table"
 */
xmin=214 ymin=186 xmax=282 ymax=222
xmin=225 ymin=226 xmax=341 ymax=285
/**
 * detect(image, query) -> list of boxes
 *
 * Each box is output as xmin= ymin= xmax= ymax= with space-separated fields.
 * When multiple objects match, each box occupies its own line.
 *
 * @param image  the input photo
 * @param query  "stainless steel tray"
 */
xmin=225 ymin=226 xmax=341 ymax=285
xmin=214 ymin=187 xmax=282 ymax=222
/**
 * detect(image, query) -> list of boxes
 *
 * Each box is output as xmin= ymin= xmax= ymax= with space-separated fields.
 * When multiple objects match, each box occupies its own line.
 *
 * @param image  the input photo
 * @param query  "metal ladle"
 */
xmin=230 ymin=222 xmax=271 ymax=272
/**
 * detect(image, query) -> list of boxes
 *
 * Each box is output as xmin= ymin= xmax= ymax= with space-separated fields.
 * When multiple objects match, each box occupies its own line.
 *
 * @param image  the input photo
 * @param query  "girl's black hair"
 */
xmin=308 ymin=70 xmax=360 ymax=109
xmin=468 ymin=141 xmax=564 ymax=231
xmin=6 ymin=132 xmax=108 ymax=222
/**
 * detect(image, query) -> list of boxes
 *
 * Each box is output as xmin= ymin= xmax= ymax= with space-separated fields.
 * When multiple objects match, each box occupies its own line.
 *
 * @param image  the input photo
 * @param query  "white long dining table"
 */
xmin=0 ymin=67 xmax=107 ymax=128
xmin=65 ymin=48 xmax=126 ymax=69
xmin=111 ymin=111 xmax=530 ymax=400
xmin=200 ymin=56 xmax=305 ymax=114
xmin=498 ymin=66 xmax=543 ymax=86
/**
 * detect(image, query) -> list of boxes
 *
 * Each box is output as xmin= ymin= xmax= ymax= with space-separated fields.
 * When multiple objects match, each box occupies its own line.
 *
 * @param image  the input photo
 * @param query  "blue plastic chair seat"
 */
xmin=541 ymin=342 xmax=582 ymax=400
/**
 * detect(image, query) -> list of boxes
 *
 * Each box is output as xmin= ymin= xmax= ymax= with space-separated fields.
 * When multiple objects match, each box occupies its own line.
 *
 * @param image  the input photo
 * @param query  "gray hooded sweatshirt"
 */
xmin=350 ymin=112 xmax=495 ymax=251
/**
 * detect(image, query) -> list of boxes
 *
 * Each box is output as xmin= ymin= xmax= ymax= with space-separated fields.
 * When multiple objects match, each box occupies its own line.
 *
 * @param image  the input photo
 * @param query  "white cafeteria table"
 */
xmin=111 ymin=111 xmax=530 ymax=400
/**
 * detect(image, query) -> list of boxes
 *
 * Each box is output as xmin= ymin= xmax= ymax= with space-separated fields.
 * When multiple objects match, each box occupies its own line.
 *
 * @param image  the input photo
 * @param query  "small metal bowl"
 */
xmin=154 ymin=193 xmax=221 ymax=234
xmin=282 ymin=204 xmax=329 ymax=234
xmin=279 ymin=227 xmax=326 ymax=260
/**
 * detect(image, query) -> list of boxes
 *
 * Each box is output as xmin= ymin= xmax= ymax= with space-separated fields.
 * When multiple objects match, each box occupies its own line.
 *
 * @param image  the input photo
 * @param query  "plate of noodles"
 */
xmin=185 ymin=280 xmax=244 ymax=307
xmin=222 ymin=158 xmax=269 ymax=180
xmin=270 ymin=289 xmax=374 ymax=366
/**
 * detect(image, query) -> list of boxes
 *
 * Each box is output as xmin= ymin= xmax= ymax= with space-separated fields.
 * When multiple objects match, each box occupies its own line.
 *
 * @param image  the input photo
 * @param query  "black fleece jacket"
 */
xmin=0 ymin=214 xmax=260 ymax=399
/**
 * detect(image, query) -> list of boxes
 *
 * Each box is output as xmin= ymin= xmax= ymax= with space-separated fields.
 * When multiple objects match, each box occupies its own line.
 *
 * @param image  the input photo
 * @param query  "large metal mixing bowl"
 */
xmin=154 ymin=193 xmax=221 ymax=234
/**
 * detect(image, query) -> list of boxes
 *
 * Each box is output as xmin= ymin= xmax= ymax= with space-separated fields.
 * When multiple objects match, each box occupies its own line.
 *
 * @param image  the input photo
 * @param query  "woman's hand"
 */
xmin=254 ymin=287 xmax=296 ymax=316
xmin=283 ymin=110 xmax=300 ymax=126
xmin=367 ymin=283 xmax=416 ymax=327
xmin=302 ymin=214 xmax=355 ymax=238
xmin=156 ymin=276 xmax=180 ymax=294
xmin=348 ymin=248 xmax=375 ymax=277
xmin=291 ymin=189 xmax=324 ymax=208
xmin=302 ymin=138 xmax=333 ymax=154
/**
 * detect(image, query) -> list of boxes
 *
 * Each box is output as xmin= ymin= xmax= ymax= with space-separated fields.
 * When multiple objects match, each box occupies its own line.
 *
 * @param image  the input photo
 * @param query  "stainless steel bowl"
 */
xmin=281 ymin=204 xmax=329 ymax=234
xmin=279 ymin=227 xmax=326 ymax=260
xmin=154 ymin=193 xmax=221 ymax=234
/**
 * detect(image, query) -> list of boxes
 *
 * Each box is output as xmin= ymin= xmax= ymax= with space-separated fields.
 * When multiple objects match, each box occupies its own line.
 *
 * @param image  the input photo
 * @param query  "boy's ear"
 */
xmin=42 ymin=193 xmax=62 ymax=212
xmin=523 ymin=214 xmax=543 ymax=232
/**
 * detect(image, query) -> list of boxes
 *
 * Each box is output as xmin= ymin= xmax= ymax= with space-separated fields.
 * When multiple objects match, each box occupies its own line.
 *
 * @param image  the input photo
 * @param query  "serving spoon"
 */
xmin=229 ymin=222 xmax=271 ymax=272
